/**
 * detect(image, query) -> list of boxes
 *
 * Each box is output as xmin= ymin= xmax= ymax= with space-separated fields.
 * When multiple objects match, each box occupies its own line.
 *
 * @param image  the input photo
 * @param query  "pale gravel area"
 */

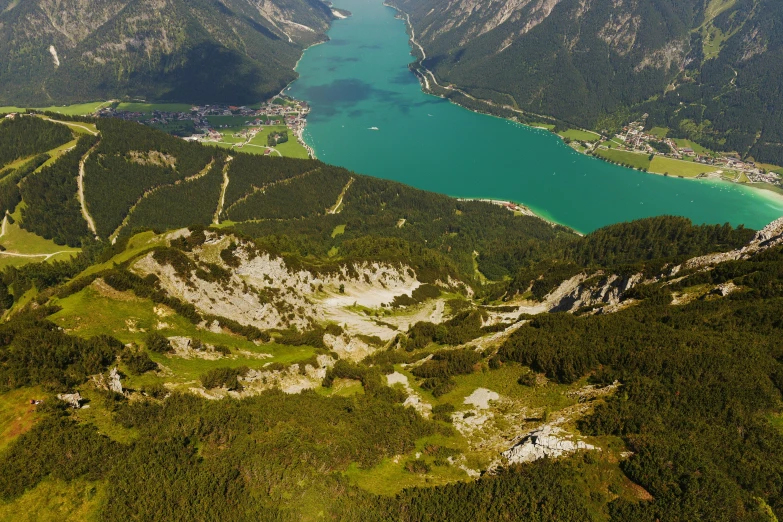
xmin=463 ymin=387 xmax=499 ymax=409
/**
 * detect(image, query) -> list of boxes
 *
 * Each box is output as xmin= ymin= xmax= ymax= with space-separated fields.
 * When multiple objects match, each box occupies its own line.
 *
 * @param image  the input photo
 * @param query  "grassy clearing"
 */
xmin=558 ymin=129 xmax=601 ymax=142
xmin=672 ymin=138 xmax=711 ymax=155
xmin=595 ymin=148 xmax=651 ymax=170
xmin=331 ymin=224 xmax=346 ymax=238
xmin=344 ymin=443 xmax=469 ymax=496
xmin=1 ymin=215 xmax=79 ymax=256
xmin=37 ymin=116 xmax=97 ymax=135
xmin=0 ymin=210 xmax=80 ymax=270
xmin=348 ymin=362 xmax=582 ymax=495
xmin=116 ymin=102 xmax=193 ymax=113
xmin=48 ymin=284 xmax=316 ymax=386
xmin=648 ymin=127 xmax=669 ymax=139
xmin=530 ymin=122 xmax=555 ymax=130
xmin=317 ymin=378 xmax=364 ymax=397
xmin=76 ymin=231 xmax=166 ymax=280
xmin=603 ymin=138 xmax=626 ymax=149
xmin=0 ymin=478 xmax=105 ymax=522
xmin=71 ymin=389 xmax=140 ymax=444
xmin=205 ymin=123 xmax=308 ymax=159
xmin=769 ymin=413 xmax=783 ymax=434
xmin=435 ymin=364 xmax=575 ymax=412
xmin=649 ymin=156 xmax=716 ymax=177
xmin=0 ymin=101 xmax=111 ymax=116
xmin=0 ymin=155 xmax=34 ymax=175
xmin=0 ymin=387 xmax=43 ymax=453
xmin=247 ymin=125 xmax=308 ymax=159
xmin=757 ymin=163 xmax=783 ymax=175
xmin=35 ymin=102 xmax=112 ymax=116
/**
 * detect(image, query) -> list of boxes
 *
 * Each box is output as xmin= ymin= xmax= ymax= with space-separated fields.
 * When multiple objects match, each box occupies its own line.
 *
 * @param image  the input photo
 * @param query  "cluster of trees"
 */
xmin=200 ymin=366 xmax=249 ymax=390
xmin=0 ymin=153 xmax=48 ymax=216
xmin=508 ymin=216 xmax=754 ymax=300
xmin=569 ymin=216 xmax=754 ymax=267
xmin=0 ymin=387 xmax=436 ymax=519
xmin=84 ymin=119 xmax=214 ymax=237
xmin=0 ymin=308 xmax=122 ymax=391
xmin=267 ymin=131 xmax=288 ymax=146
xmin=405 ymin=310 xmax=489 ymax=350
xmin=220 ymin=154 xmax=317 ymax=212
xmin=19 ymin=134 xmax=97 ymax=246
xmin=125 ymin=156 xmax=226 ymax=234
xmin=0 ymin=116 xmax=71 ymax=166
xmin=227 ymin=166 xmax=351 ymax=221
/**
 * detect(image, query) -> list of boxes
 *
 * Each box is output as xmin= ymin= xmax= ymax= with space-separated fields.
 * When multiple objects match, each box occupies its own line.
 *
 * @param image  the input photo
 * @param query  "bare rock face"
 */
xmin=503 ymin=423 xmax=594 ymax=464
xmin=109 ymin=367 xmax=123 ymax=394
xmin=548 ymin=272 xmax=643 ymax=313
xmin=57 ymin=392 xmax=83 ymax=409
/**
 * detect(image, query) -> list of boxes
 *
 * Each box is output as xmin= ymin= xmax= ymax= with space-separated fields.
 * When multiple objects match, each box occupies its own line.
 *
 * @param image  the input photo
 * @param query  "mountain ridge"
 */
xmin=390 ymin=0 xmax=783 ymax=165
xmin=0 ymin=0 xmax=335 ymax=105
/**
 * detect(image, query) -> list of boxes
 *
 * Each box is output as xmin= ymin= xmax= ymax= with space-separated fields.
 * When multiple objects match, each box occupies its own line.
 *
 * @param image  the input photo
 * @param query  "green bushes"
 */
xmin=123 ymin=349 xmax=158 ymax=375
xmin=200 ymin=366 xmax=249 ymax=390
xmin=411 ymin=348 xmax=482 ymax=379
xmin=146 ymin=332 xmax=173 ymax=354
xmin=0 ymin=313 xmax=122 ymax=391
xmin=0 ymin=415 xmax=118 ymax=500
xmin=276 ymin=327 xmax=326 ymax=348
xmin=405 ymin=310 xmax=488 ymax=350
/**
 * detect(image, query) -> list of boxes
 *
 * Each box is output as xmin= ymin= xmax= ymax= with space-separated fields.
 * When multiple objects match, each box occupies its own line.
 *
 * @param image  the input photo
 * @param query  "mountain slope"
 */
xmin=0 ymin=0 xmax=335 ymax=105
xmin=0 ymin=113 xmax=781 ymax=519
xmin=392 ymin=0 xmax=783 ymax=164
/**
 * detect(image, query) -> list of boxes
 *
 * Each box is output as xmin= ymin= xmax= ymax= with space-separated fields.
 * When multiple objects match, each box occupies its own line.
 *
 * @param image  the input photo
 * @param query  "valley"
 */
xmin=288 ymin=0 xmax=783 ymax=233
xmin=0 ymin=1 xmax=781 ymax=520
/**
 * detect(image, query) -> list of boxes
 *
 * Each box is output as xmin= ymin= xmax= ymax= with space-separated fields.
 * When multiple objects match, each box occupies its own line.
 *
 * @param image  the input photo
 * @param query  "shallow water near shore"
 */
xmin=288 ymin=0 xmax=783 ymax=234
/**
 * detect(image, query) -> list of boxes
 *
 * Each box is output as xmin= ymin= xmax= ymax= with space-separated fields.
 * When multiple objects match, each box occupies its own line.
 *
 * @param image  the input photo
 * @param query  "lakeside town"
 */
xmin=565 ymin=114 xmax=782 ymax=187
xmin=96 ymin=96 xmax=313 ymax=158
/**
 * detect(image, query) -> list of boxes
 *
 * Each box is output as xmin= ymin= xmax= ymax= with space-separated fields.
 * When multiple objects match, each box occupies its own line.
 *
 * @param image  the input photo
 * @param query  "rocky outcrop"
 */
xmin=683 ymin=217 xmax=783 ymax=271
xmin=548 ymin=272 xmax=643 ymax=313
xmin=57 ymin=392 xmax=83 ymax=409
xmin=544 ymin=218 xmax=783 ymax=314
xmin=132 ymin=234 xmax=451 ymax=348
xmin=503 ymin=423 xmax=595 ymax=464
xmin=108 ymin=367 xmax=123 ymax=394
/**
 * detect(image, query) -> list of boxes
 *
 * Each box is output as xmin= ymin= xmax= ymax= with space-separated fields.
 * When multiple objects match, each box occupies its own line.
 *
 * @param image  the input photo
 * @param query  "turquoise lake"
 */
xmin=288 ymin=0 xmax=783 ymax=234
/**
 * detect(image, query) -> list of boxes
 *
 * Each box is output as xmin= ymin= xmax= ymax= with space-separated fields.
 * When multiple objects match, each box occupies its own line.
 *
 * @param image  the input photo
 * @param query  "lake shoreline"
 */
xmin=288 ymin=0 xmax=783 ymax=233
xmin=386 ymin=1 xmax=783 ymax=209
xmin=456 ymin=198 xmax=583 ymax=235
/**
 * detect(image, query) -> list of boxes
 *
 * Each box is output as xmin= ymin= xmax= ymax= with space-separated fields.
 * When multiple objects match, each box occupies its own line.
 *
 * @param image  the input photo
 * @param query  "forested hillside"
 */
xmin=392 ymin=0 xmax=783 ymax=164
xmin=0 ymin=0 xmax=335 ymax=105
xmin=0 ymin=112 xmax=781 ymax=520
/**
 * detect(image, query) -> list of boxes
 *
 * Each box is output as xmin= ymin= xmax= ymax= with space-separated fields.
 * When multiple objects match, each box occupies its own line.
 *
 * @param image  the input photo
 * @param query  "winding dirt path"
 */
xmin=327 ymin=177 xmax=354 ymax=214
xmin=109 ymin=159 xmax=215 ymax=243
xmin=224 ymin=167 xmax=321 ymax=215
xmin=0 ymin=250 xmax=77 ymax=260
xmin=78 ymin=141 xmax=100 ymax=237
xmin=214 ymin=156 xmax=233 ymax=224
